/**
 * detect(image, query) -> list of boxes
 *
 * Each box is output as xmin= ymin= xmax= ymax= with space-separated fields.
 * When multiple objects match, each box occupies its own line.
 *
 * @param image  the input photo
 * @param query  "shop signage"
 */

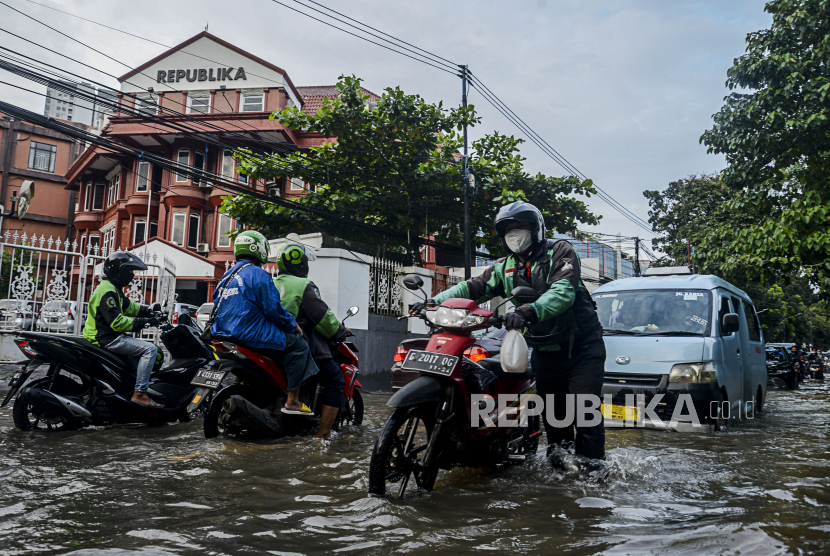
xmin=156 ymin=67 xmax=247 ymax=84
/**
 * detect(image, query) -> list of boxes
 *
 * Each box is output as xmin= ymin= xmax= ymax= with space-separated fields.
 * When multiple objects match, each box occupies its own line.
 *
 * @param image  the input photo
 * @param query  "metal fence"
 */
xmin=369 ymin=257 xmax=403 ymax=316
xmin=0 ymin=229 xmax=176 ymax=349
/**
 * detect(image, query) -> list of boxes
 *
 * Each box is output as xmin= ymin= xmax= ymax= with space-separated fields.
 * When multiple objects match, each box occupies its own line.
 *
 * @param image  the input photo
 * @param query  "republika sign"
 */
xmin=156 ymin=67 xmax=247 ymax=84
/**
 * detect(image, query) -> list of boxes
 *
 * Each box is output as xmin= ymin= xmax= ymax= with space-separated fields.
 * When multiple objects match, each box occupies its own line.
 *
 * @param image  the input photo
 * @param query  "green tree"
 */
xmin=699 ymin=0 xmax=830 ymax=293
xmin=225 ymin=76 xmax=598 ymax=263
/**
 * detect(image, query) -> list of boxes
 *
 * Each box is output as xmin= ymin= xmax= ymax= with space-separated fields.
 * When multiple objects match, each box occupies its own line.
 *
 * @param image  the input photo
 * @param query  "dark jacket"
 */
xmin=432 ymin=239 xmax=602 ymax=351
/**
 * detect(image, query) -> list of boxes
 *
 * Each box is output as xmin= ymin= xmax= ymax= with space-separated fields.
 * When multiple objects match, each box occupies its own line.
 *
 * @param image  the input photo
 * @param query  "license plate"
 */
xmin=401 ymin=350 xmax=459 ymax=376
xmin=190 ymin=368 xmax=227 ymax=389
xmin=601 ymin=403 xmax=639 ymax=421
xmin=49 ymin=318 xmax=58 ymax=323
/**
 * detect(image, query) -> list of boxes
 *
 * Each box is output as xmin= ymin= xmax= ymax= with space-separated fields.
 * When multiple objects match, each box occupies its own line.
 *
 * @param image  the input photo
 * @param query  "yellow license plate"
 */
xmin=601 ymin=403 xmax=639 ymax=421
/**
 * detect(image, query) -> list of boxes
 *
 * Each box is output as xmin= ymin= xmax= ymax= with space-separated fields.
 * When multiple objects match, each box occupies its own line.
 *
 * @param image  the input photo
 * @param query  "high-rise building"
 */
xmin=43 ymin=81 xmax=97 ymax=126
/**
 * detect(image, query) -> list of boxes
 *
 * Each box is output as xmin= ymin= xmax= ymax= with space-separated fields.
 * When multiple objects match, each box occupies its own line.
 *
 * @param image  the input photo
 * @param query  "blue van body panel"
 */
xmin=603 ymin=336 xmax=705 ymax=376
xmin=594 ymin=274 xmax=752 ymax=301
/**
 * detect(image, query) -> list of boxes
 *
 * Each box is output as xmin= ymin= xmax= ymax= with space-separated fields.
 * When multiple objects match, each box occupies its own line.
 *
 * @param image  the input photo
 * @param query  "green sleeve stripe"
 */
xmin=123 ymin=300 xmax=141 ymax=317
xmin=532 ymin=278 xmax=575 ymax=322
xmin=314 ymin=310 xmax=341 ymax=338
xmin=110 ymin=314 xmax=135 ymax=333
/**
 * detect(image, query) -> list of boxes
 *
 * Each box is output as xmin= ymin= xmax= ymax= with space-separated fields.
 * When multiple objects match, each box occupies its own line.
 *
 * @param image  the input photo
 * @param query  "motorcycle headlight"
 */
xmin=669 ymin=362 xmax=718 ymax=383
xmin=425 ymin=307 xmax=487 ymax=328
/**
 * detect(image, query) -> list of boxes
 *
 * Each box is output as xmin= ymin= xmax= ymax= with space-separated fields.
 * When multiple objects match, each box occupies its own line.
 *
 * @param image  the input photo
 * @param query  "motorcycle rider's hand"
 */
xmin=295 ymin=323 xmax=304 ymax=337
xmin=345 ymin=327 xmax=353 ymax=337
xmin=147 ymin=316 xmax=160 ymax=327
xmin=504 ymin=311 xmax=526 ymax=330
xmin=408 ymin=298 xmax=435 ymax=317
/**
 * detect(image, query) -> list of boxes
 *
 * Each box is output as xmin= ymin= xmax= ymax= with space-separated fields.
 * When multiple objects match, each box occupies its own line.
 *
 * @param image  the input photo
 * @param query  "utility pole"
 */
xmin=460 ymin=65 xmax=471 ymax=280
xmin=634 ymin=237 xmax=641 ymax=277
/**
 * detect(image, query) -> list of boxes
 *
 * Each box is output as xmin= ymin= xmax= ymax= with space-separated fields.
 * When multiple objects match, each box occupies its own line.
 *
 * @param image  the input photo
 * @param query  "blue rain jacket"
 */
xmin=211 ymin=261 xmax=298 ymax=350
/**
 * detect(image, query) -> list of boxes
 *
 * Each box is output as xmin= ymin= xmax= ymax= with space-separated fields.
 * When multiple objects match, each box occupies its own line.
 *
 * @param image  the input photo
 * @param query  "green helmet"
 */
xmin=275 ymin=243 xmax=316 ymax=277
xmin=234 ymin=230 xmax=269 ymax=264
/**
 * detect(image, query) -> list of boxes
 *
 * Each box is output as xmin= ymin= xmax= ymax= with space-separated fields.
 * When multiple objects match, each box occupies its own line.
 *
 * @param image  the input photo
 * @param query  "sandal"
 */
xmin=281 ymin=403 xmax=312 ymax=415
xmin=131 ymin=397 xmax=165 ymax=409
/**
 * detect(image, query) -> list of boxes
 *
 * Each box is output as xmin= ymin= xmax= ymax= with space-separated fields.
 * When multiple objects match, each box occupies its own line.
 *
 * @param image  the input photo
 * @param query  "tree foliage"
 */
xmin=224 ymin=76 xmax=598 ymax=263
xmin=699 ymin=0 xmax=830 ymax=293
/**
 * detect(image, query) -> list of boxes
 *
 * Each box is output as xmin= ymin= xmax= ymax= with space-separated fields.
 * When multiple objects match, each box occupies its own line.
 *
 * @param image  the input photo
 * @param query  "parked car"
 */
xmin=765 ymin=343 xmax=799 ymax=389
xmin=172 ymin=303 xmax=199 ymax=325
xmin=196 ymin=302 xmax=214 ymax=331
xmin=391 ymin=326 xmax=506 ymax=389
xmin=14 ymin=301 xmax=43 ymax=331
xmin=35 ymin=300 xmax=86 ymax=334
xmin=0 ymin=299 xmax=19 ymax=330
xmin=595 ymin=271 xmax=767 ymax=431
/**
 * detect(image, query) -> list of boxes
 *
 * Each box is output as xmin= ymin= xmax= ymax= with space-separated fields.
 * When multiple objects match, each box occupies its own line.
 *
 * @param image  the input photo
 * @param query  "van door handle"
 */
xmin=736 ymin=349 xmax=740 ymax=355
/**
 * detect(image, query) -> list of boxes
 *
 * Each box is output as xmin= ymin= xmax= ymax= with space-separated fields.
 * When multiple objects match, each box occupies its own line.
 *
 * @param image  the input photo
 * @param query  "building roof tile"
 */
xmin=296 ymin=85 xmax=380 ymax=116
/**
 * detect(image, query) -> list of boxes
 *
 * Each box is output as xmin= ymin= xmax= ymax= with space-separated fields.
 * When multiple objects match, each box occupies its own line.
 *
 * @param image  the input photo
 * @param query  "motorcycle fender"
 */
xmin=21 ymin=387 xmax=92 ymax=421
xmin=387 ymin=376 xmax=443 ymax=408
xmin=187 ymin=386 xmax=212 ymax=413
xmin=1 ymin=363 xmax=36 ymax=407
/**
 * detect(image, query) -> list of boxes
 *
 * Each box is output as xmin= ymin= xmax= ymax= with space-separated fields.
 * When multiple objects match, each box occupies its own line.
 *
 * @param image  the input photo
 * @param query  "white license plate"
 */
xmin=401 ymin=350 xmax=459 ymax=376
xmin=190 ymin=368 xmax=227 ymax=389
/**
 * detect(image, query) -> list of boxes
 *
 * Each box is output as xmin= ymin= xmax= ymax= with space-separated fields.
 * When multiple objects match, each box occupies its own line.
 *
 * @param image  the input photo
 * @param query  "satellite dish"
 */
xmin=17 ymin=181 xmax=35 ymax=219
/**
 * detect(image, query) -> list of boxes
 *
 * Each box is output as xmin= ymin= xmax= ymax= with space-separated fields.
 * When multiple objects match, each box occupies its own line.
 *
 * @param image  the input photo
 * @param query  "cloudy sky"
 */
xmin=0 ymin=0 xmax=772 ymax=248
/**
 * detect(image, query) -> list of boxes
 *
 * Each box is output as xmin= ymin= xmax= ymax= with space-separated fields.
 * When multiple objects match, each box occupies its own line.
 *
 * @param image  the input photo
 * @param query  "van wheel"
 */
xmin=755 ymin=386 xmax=764 ymax=414
xmin=714 ymin=390 xmax=728 ymax=431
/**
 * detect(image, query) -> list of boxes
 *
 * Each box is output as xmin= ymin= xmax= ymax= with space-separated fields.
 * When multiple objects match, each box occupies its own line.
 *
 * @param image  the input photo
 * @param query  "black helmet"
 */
xmin=494 ymin=201 xmax=546 ymax=253
xmin=275 ymin=243 xmax=317 ymax=278
xmin=103 ymin=251 xmax=148 ymax=288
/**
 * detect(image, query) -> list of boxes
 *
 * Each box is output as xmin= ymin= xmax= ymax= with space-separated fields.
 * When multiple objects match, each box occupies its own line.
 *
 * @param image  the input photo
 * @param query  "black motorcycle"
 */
xmin=2 ymin=306 xmax=215 ymax=431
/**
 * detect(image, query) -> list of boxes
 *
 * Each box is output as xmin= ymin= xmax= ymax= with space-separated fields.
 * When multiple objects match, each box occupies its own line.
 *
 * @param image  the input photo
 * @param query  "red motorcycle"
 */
xmin=368 ymin=275 xmax=541 ymax=498
xmin=190 ymin=306 xmax=363 ymax=438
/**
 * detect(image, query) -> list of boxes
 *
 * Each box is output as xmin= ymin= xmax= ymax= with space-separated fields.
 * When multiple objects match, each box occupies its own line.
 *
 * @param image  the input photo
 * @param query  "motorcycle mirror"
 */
xmin=346 ymin=306 xmax=359 ymax=318
xmin=403 ymin=274 xmax=424 ymax=291
xmin=151 ymin=303 xmax=161 ymax=312
xmin=510 ymin=286 xmax=541 ymax=305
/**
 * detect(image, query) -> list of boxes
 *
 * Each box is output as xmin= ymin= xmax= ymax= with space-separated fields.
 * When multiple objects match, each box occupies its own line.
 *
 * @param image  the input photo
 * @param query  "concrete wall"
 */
xmin=349 ymin=313 xmax=425 ymax=390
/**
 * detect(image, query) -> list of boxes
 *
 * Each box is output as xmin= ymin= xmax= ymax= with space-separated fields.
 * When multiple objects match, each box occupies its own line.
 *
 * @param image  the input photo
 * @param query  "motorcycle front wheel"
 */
xmin=368 ymin=404 xmax=438 ymax=498
xmin=335 ymin=388 xmax=364 ymax=430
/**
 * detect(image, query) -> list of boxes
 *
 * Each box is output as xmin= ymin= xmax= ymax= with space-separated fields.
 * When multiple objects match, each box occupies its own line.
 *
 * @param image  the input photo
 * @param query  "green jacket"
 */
xmin=432 ymin=239 xmax=602 ymax=351
xmin=273 ymin=274 xmax=345 ymax=360
xmin=83 ymin=279 xmax=149 ymax=346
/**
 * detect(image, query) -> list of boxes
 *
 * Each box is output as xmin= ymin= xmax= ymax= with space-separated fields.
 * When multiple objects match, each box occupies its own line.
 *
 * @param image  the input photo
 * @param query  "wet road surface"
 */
xmin=0 ymin=380 xmax=828 ymax=555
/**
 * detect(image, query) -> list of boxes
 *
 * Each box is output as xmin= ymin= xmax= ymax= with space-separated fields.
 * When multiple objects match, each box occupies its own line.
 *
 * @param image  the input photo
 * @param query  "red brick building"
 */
xmin=64 ymin=32 xmax=376 ymax=305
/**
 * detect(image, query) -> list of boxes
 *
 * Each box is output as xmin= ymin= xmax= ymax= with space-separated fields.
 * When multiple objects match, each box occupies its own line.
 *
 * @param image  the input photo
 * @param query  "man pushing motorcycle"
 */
xmin=272 ymin=243 xmax=350 ymax=439
xmin=410 ymin=201 xmax=607 ymax=462
xmin=84 ymin=251 xmax=162 ymax=408
xmin=210 ymin=231 xmax=321 ymax=427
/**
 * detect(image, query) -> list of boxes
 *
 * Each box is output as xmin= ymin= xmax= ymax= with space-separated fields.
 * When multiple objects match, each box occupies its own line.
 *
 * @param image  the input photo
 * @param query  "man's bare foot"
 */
xmin=131 ymin=392 xmax=151 ymax=405
xmin=313 ymin=432 xmax=331 ymax=440
xmin=283 ymin=400 xmax=304 ymax=411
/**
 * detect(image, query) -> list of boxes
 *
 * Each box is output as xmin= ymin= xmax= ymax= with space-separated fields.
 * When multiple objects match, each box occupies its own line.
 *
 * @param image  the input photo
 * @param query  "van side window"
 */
xmin=742 ymin=300 xmax=761 ymax=342
xmin=718 ymin=296 xmax=732 ymax=336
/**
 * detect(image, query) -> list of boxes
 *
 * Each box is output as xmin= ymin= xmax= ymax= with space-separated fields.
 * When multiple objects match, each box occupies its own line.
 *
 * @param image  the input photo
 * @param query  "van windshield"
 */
xmin=594 ymin=289 xmax=712 ymax=336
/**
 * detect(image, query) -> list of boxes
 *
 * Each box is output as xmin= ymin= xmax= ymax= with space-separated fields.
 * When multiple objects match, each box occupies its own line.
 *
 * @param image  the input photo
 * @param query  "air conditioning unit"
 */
xmin=199 ymin=181 xmax=213 ymax=189
xmin=197 ymin=243 xmax=210 ymax=253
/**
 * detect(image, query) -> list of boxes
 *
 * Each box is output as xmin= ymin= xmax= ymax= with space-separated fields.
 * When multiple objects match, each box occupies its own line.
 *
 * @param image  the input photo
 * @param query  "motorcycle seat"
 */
xmin=71 ymin=337 xmax=139 ymax=371
xmin=478 ymin=356 xmax=534 ymax=380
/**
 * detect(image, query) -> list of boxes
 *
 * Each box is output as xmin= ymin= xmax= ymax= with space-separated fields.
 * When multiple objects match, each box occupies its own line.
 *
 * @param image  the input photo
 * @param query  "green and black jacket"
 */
xmin=273 ymin=274 xmax=346 ymax=360
xmin=432 ymin=239 xmax=602 ymax=351
xmin=83 ymin=279 xmax=151 ymax=346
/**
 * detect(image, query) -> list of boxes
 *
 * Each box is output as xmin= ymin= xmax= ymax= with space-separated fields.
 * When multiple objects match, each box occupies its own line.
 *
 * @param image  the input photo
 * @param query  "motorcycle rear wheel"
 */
xmin=204 ymin=384 xmax=257 ymax=439
xmin=13 ymin=375 xmax=86 ymax=432
xmin=368 ymin=404 xmax=438 ymax=498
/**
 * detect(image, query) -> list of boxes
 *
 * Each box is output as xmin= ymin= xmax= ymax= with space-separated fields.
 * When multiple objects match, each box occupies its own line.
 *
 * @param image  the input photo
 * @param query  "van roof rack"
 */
xmin=642 ymin=266 xmax=693 ymax=277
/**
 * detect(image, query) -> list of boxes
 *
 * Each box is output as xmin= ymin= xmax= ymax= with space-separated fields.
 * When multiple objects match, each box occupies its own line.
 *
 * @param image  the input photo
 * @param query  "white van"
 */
xmin=593 ymin=271 xmax=767 ymax=431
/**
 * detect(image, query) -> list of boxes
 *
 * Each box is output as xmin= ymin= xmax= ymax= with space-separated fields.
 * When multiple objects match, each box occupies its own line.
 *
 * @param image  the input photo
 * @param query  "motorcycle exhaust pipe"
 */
xmin=19 ymin=387 xmax=92 ymax=423
xmin=223 ymin=395 xmax=282 ymax=435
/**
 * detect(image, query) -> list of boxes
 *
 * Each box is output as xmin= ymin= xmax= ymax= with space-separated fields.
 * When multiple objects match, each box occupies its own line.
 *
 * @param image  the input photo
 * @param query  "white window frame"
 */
xmin=290 ymin=178 xmax=305 ymax=191
xmin=84 ymin=182 xmax=91 ymax=211
xmin=88 ymin=234 xmax=99 ymax=253
xmin=92 ymin=183 xmax=105 ymax=211
xmin=134 ymin=95 xmax=157 ymax=116
xmin=176 ymin=149 xmax=190 ymax=183
xmin=187 ymin=213 xmax=200 ymax=249
xmin=28 ymin=141 xmax=57 ymax=173
xmin=188 ymin=95 xmax=210 ymax=115
xmin=241 ymin=92 xmax=264 ymax=112
xmin=79 ymin=234 xmax=86 ymax=255
xmin=216 ymin=213 xmax=233 ymax=248
xmin=221 ymin=150 xmax=235 ymax=180
xmin=193 ymin=151 xmax=205 ymax=185
xmin=171 ymin=211 xmax=186 ymax=246
xmin=134 ymin=219 xmax=146 ymax=245
xmin=107 ymin=173 xmax=119 ymax=206
xmin=135 ymin=161 xmax=150 ymax=192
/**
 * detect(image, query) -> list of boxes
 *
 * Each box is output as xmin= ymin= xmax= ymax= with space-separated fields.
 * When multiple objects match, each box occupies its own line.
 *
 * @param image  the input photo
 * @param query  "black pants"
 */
xmin=314 ymin=358 xmax=345 ymax=408
xmin=531 ymin=336 xmax=606 ymax=460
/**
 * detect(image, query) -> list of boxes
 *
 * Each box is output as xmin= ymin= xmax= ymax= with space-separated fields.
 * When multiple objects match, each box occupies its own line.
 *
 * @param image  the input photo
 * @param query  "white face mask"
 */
xmin=504 ymin=228 xmax=533 ymax=254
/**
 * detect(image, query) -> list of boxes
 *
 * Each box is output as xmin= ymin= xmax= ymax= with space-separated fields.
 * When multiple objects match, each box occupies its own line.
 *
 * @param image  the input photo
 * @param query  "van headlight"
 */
xmin=669 ymin=362 xmax=718 ymax=383
xmin=425 ymin=307 xmax=487 ymax=328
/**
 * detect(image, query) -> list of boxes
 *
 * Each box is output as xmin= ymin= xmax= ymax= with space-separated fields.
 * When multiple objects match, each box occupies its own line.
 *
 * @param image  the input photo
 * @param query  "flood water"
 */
xmin=0 ymin=379 xmax=828 ymax=555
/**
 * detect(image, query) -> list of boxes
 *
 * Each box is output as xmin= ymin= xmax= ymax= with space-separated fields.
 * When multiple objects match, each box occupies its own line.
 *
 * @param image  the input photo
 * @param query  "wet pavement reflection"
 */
xmin=0 ymin=380 xmax=828 ymax=555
